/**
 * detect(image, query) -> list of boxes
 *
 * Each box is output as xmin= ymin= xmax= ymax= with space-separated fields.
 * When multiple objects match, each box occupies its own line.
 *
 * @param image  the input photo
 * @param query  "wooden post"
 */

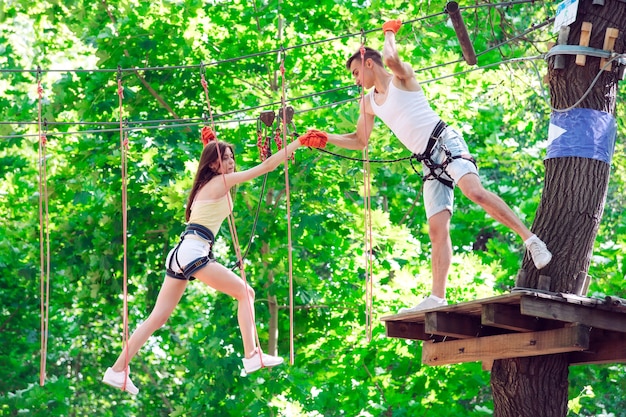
xmin=538 ymin=275 xmax=551 ymax=292
xmin=600 ymin=28 xmax=619 ymax=70
xmin=445 ymin=1 xmax=477 ymax=66
xmin=574 ymin=271 xmax=587 ymax=295
xmin=515 ymin=269 xmax=527 ymax=288
xmin=576 ymin=22 xmax=593 ymax=66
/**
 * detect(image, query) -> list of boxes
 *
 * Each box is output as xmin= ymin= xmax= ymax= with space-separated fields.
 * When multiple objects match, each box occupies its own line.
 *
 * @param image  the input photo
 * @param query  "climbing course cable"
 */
xmin=116 ymin=67 xmax=132 ymax=392
xmin=36 ymin=67 xmax=51 ymax=387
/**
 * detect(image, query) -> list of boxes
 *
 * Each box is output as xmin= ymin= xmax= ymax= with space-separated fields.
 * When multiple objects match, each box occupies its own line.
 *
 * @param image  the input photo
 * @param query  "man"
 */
xmin=322 ymin=20 xmax=552 ymax=313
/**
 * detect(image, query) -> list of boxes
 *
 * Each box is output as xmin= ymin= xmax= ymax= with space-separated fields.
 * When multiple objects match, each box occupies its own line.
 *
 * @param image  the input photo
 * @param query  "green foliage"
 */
xmin=1 ymin=1 xmax=625 ymax=416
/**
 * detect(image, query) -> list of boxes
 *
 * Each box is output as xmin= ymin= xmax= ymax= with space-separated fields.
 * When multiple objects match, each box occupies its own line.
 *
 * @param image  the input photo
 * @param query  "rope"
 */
xmin=36 ymin=68 xmax=51 ymax=386
xmin=359 ymin=35 xmax=374 ymax=342
xmin=116 ymin=68 xmax=131 ymax=391
xmin=199 ymin=66 xmax=264 ymax=365
xmin=278 ymin=50 xmax=296 ymax=366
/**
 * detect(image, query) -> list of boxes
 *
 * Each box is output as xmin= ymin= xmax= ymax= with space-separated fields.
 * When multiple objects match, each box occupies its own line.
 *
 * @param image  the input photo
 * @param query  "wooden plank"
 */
xmin=385 ymin=321 xmax=430 ymax=341
xmin=600 ymin=28 xmax=619 ymax=70
xmin=570 ymin=339 xmax=626 ymax=366
xmin=576 ymin=22 xmax=593 ymax=66
xmin=380 ymin=292 xmax=525 ymax=322
xmin=520 ymin=297 xmax=626 ymax=333
xmin=482 ymin=303 xmax=540 ymax=332
xmin=422 ymin=325 xmax=590 ymax=366
xmin=424 ymin=312 xmax=482 ymax=339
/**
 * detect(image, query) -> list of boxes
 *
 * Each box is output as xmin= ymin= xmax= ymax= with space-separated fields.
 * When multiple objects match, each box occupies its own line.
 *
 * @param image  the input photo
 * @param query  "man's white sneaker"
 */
xmin=242 ymin=350 xmax=284 ymax=374
xmin=398 ymin=296 xmax=448 ymax=314
xmin=525 ymin=235 xmax=552 ymax=269
xmin=102 ymin=367 xmax=139 ymax=395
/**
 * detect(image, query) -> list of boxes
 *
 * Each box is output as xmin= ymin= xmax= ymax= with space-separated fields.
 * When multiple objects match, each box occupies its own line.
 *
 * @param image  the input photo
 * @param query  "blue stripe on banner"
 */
xmin=546 ymin=108 xmax=617 ymax=164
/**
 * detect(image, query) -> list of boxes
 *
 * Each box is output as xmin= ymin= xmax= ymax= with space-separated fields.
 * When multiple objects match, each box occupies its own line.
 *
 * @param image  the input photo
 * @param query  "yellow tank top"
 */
xmin=187 ymin=194 xmax=232 ymax=234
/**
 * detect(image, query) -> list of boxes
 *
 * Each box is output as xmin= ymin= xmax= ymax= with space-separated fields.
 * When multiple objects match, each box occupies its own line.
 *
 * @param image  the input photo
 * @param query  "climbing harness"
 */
xmin=411 ymin=120 xmax=477 ymax=189
xmin=166 ymin=223 xmax=216 ymax=280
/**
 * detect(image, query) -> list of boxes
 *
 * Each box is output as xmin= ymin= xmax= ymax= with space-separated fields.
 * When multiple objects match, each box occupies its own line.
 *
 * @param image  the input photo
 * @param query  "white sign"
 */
xmin=553 ymin=0 xmax=579 ymax=33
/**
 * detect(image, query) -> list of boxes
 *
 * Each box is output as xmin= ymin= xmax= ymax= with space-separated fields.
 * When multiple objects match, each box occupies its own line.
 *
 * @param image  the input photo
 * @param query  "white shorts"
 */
xmin=165 ymin=236 xmax=215 ymax=281
xmin=422 ymin=127 xmax=479 ymax=219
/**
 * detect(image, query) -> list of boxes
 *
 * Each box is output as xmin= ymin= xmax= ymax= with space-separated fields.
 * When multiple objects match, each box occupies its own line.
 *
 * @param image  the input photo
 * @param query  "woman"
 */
xmin=102 ymin=127 xmax=327 ymax=394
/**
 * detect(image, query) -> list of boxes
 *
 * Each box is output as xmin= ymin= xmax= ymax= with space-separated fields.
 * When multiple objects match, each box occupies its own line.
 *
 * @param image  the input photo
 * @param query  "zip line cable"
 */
xmin=1 ymin=7 xmax=552 ymax=141
xmin=0 ymin=0 xmax=548 ymax=76
xmin=1 ymin=53 xmax=548 ymax=141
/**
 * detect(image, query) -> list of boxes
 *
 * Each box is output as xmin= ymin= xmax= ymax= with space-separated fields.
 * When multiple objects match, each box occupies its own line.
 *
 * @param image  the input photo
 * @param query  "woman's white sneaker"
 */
xmin=102 ymin=367 xmax=139 ymax=395
xmin=242 ymin=350 xmax=284 ymax=374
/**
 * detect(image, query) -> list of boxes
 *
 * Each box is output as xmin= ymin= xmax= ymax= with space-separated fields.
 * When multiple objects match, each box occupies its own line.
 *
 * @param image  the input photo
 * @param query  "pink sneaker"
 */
xmin=242 ymin=350 xmax=284 ymax=374
xmin=102 ymin=367 xmax=139 ymax=395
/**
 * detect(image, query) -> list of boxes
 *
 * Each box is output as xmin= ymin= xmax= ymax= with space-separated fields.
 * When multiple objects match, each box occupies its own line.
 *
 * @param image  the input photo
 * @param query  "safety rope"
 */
xmin=229 ymin=115 xmax=277 ymax=271
xmin=199 ymin=64 xmax=264 ymax=366
xmin=359 ymin=34 xmax=374 ymax=342
xmin=36 ymin=68 xmax=51 ymax=386
xmin=278 ymin=49 xmax=296 ymax=365
xmin=116 ymin=68 xmax=131 ymax=391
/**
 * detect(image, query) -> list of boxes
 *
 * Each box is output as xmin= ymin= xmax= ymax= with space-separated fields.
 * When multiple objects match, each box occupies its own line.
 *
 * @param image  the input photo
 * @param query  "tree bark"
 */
xmin=492 ymin=2 xmax=625 ymax=416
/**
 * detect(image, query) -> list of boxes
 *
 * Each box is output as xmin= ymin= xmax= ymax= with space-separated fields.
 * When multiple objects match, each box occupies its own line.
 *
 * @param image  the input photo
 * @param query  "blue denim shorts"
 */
xmin=422 ymin=127 xmax=479 ymax=219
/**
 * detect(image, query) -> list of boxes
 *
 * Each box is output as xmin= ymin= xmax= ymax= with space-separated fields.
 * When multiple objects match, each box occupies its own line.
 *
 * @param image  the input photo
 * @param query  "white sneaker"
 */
xmin=525 ymin=235 xmax=552 ymax=269
xmin=242 ymin=350 xmax=284 ymax=374
xmin=398 ymin=296 xmax=448 ymax=314
xmin=102 ymin=367 xmax=139 ymax=395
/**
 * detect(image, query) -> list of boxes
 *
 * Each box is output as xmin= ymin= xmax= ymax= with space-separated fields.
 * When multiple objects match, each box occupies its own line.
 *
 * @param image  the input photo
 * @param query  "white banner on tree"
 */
xmin=553 ymin=0 xmax=579 ymax=33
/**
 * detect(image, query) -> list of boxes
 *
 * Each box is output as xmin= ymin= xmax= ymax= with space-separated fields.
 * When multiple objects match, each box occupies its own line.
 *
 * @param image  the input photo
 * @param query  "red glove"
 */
xmin=298 ymin=129 xmax=328 ymax=148
xmin=201 ymin=126 xmax=216 ymax=146
xmin=382 ymin=19 xmax=402 ymax=34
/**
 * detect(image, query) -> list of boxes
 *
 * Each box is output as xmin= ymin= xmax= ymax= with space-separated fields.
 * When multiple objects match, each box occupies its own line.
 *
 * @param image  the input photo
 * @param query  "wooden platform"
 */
xmin=381 ymin=290 xmax=626 ymax=369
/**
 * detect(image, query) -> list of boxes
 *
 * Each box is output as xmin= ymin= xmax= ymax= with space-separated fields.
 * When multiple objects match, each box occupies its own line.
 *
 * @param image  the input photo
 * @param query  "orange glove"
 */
xmin=201 ymin=126 xmax=216 ymax=146
xmin=382 ymin=19 xmax=402 ymax=34
xmin=298 ymin=129 xmax=328 ymax=148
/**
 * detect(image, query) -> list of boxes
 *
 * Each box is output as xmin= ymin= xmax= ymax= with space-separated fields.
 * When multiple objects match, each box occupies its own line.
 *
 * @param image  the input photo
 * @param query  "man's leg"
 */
xmin=428 ymin=210 xmax=452 ymax=299
xmin=456 ymin=173 xmax=533 ymax=240
xmin=456 ymin=172 xmax=552 ymax=269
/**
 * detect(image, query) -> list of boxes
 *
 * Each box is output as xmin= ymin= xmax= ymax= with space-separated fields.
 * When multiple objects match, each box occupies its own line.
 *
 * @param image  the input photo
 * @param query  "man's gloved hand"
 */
xmin=382 ymin=19 xmax=402 ymax=34
xmin=298 ymin=129 xmax=328 ymax=148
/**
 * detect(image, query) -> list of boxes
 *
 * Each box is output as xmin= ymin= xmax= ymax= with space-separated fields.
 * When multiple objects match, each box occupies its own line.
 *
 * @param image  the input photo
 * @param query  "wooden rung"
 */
xmin=422 ymin=324 xmax=590 ymax=366
xmin=600 ymin=28 xmax=619 ymax=71
xmin=576 ymin=22 xmax=593 ymax=66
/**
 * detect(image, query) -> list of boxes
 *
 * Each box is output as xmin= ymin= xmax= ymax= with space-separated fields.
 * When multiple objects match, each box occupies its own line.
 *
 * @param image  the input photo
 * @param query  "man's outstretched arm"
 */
xmin=326 ymin=107 xmax=375 ymax=150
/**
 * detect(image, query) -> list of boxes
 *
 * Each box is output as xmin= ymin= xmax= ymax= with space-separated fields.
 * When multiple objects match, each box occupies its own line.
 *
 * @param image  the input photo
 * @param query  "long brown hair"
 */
xmin=185 ymin=140 xmax=235 ymax=222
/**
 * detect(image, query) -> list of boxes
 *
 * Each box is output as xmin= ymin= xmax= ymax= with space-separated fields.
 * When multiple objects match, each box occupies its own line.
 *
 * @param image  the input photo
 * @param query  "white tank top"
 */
xmin=368 ymin=82 xmax=440 ymax=154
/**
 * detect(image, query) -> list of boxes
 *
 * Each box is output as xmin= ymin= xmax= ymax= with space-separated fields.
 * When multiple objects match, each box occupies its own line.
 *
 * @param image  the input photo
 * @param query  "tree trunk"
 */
xmin=491 ymin=2 xmax=625 ymax=416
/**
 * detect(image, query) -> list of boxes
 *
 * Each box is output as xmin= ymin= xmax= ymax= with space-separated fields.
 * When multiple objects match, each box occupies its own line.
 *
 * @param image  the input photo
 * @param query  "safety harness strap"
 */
xmin=412 ymin=120 xmax=476 ymax=189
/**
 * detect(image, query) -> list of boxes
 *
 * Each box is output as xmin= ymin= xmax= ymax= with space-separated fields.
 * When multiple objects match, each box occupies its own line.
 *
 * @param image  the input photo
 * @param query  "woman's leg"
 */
xmin=193 ymin=262 xmax=257 ymax=358
xmin=111 ymin=276 xmax=188 ymax=371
